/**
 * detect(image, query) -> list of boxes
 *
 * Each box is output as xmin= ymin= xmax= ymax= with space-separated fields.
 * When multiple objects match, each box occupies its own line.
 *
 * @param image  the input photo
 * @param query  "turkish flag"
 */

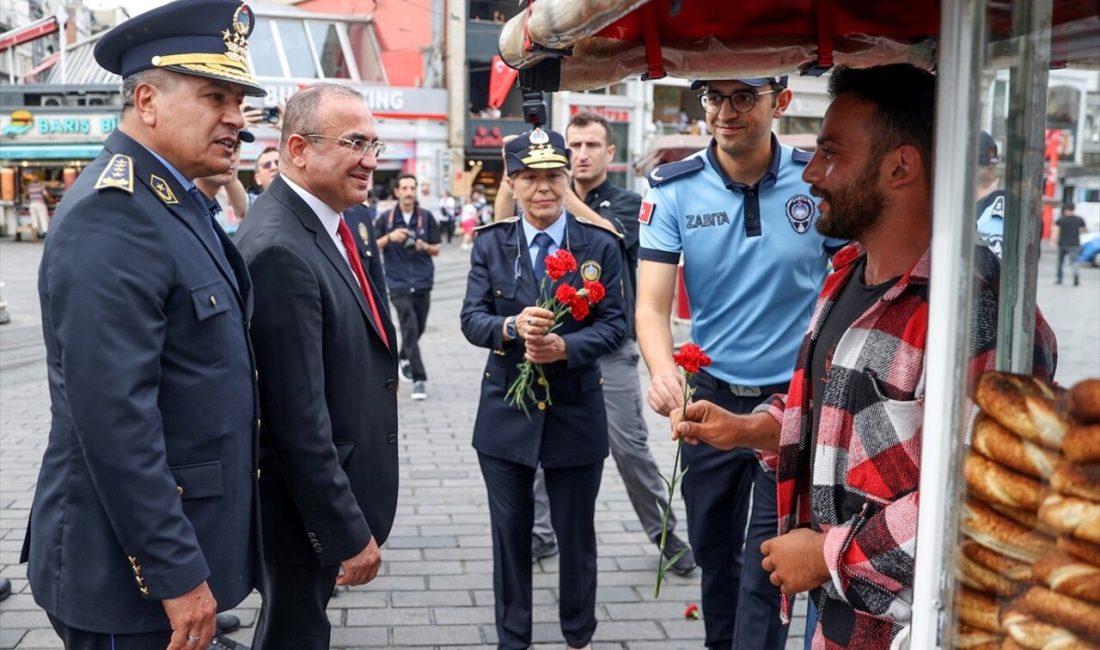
xmin=487 ymin=55 xmax=519 ymax=109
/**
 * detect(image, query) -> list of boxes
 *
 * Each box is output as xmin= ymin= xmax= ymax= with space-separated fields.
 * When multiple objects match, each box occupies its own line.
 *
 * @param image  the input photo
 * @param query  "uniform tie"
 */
xmin=531 ymin=232 xmax=554 ymax=282
xmin=185 ymin=185 xmax=236 ymax=290
xmin=337 ymin=217 xmax=390 ymax=350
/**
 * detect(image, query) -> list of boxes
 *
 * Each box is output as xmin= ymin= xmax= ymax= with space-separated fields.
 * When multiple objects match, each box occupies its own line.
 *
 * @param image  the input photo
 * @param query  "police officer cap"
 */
xmin=978 ymin=130 xmax=999 ymax=166
xmin=690 ymin=76 xmax=789 ymax=91
xmin=504 ymin=127 xmax=571 ymax=175
xmin=94 ymin=0 xmax=266 ymax=97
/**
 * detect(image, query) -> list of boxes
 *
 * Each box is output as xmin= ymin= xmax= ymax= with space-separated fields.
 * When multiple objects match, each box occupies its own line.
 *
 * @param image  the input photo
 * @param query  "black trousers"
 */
xmin=681 ymin=371 xmax=789 ymax=650
xmin=47 ymin=614 xmax=172 ymax=650
xmin=440 ymin=219 xmax=456 ymax=243
xmin=478 ymin=453 xmax=603 ymax=650
xmin=390 ymin=289 xmax=431 ymax=381
xmin=253 ymin=561 xmax=342 ymax=650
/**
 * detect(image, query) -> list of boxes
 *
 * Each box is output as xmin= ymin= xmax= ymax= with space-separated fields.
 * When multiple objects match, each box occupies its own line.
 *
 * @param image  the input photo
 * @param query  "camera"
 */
xmin=262 ymin=106 xmax=281 ymax=124
xmin=402 ymin=229 xmax=419 ymax=249
xmin=521 ymin=90 xmax=548 ymax=126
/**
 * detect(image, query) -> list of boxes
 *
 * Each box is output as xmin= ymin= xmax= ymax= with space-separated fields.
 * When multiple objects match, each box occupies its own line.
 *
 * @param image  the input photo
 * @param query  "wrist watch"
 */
xmin=505 ymin=316 xmax=518 ymax=340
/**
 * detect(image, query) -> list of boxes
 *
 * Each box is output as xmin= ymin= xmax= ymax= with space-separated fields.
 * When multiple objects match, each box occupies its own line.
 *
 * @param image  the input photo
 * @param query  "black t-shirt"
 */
xmin=809 ymin=257 xmax=899 ymax=479
xmin=1055 ymin=214 xmax=1087 ymax=247
xmin=375 ymin=204 xmax=442 ymax=291
xmin=579 ymin=178 xmax=642 ymax=337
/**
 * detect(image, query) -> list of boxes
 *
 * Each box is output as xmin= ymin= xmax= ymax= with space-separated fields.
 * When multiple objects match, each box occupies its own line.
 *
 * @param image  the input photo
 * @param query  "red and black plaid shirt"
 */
xmin=757 ymin=243 xmax=1057 ymax=649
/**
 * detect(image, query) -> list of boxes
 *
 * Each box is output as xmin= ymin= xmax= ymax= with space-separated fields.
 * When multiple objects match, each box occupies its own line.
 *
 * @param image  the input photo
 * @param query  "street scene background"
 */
xmin=2 ymin=236 xmax=1098 ymax=649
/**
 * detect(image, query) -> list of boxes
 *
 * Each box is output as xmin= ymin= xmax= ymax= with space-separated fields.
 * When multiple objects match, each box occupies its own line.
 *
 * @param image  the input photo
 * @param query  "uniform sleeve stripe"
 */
xmin=638 ymin=248 xmax=680 ymax=264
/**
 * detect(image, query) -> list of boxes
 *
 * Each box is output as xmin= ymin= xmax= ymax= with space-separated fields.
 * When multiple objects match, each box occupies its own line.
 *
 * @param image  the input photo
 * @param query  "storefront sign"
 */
xmin=466 ymin=118 xmax=529 ymax=154
xmin=260 ymin=83 xmax=447 ymax=120
xmin=569 ymin=105 xmax=631 ymax=123
xmin=1 ymin=110 xmax=118 ymax=140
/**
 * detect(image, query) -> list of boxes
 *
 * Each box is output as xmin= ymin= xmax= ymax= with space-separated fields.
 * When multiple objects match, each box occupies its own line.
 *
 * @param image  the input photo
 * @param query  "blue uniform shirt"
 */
xmin=639 ymin=137 xmax=843 ymax=386
xmin=521 ymin=210 xmax=567 ymax=265
xmin=976 ymin=189 xmax=1005 ymax=258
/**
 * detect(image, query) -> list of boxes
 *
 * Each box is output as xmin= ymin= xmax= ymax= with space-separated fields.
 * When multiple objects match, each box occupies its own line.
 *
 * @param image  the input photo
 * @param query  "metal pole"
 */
xmin=909 ymin=0 xmax=984 ymax=647
xmin=997 ymin=0 xmax=1051 ymax=374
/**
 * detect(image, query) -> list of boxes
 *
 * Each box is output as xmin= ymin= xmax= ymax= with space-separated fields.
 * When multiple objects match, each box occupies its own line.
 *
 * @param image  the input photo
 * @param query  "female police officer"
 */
xmin=460 ymin=127 xmax=627 ymax=650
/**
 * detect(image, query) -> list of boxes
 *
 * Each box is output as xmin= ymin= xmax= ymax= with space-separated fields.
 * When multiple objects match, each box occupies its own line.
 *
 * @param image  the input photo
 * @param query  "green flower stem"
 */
xmin=654 ymin=372 xmax=695 ymax=598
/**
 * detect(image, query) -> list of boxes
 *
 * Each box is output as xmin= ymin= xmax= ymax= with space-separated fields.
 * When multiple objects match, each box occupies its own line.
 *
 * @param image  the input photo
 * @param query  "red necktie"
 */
xmin=336 ymin=218 xmax=390 ymax=350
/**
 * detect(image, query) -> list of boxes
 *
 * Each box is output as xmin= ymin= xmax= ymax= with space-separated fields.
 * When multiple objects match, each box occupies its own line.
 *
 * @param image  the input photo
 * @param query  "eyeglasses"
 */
xmin=258 ymin=160 xmax=278 ymax=170
xmin=699 ymin=89 xmax=776 ymax=114
xmin=301 ymin=134 xmax=387 ymax=158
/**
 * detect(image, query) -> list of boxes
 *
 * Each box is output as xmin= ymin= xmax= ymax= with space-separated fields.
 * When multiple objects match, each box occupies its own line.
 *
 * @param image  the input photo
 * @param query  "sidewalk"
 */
xmin=2 ymin=236 xmax=1097 ymax=649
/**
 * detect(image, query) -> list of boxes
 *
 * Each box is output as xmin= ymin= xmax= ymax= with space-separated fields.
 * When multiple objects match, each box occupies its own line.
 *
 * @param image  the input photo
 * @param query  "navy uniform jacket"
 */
xmin=343 ymin=203 xmax=389 ymax=306
xmin=235 ymin=176 xmax=400 ymax=566
xmin=25 ymin=129 xmax=261 ymax=633
xmin=460 ymin=214 xmax=627 ymax=468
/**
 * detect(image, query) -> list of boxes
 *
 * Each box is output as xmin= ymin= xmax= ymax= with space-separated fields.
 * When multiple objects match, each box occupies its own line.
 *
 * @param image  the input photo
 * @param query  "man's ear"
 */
xmin=285 ymin=134 xmax=309 ymax=168
xmin=133 ymin=82 xmax=160 ymax=127
xmin=884 ymin=144 xmax=923 ymax=189
xmin=773 ymin=87 xmax=794 ymax=118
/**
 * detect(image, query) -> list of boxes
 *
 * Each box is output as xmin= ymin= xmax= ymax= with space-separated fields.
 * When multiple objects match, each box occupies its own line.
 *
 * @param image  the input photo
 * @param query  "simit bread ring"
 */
xmin=1056 ymin=537 xmax=1100 ymax=568
xmin=955 ymin=622 xmax=1003 ymax=649
xmin=975 ymin=372 xmax=1071 ymax=450
xmin=961 ymin=499 xmax=1055 ymax=563
xmin=1033 ymin=552 xmax=1100 ymax=603
xmin=961 ymin=540 xmax=1037 ymax=583
xmin=958 ymin=552 xmax=1024 ymax=597
xmin=989 ymin=501 xmax=1052 ymax=533
xmin=973 ymin=414 xmax=1062 ymax=480
xmin=1066 ymin=379 xmax=1100 ymax=424
xmin=1038 ymin=494 xmax=1100 ymax=545
xmin=1051 ymin=463 xmax=1100 ymax=502
xmin=965 ymin=453 xmax=1046 ymax=511
xmin=1063 ymin=425 xmax=1100 ymax=465
xmin=999 ymin=602 xmax=1100 ymax=650
xmin=957 ymin=585 xmax=1003 ymax=633
xmin=1014 ymin=586 xmax=1100 ymax=638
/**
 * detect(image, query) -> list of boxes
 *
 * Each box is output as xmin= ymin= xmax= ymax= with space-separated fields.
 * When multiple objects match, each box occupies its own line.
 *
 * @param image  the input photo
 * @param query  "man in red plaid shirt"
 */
xmin=672 ymin=64 xmax=1057 ymax=649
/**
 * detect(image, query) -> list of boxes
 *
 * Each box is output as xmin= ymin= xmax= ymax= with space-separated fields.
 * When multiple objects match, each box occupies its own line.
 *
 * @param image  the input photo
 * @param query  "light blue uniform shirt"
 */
xmin=639 ymin=138 xmax=844 ymax=386
xmin=521 ymin=209 xmax=568 ymax=267
xmin=976 ymin=189 xmax=1005 ymax=259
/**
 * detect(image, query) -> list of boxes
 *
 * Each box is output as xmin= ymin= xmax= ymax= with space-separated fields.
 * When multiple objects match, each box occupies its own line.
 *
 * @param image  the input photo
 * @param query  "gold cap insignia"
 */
xmin=580 ymin=260 xmax=602 ymax=282
xmin=95 ymin=154 xmax=134 ymax=193
xmin=149 ymin=174 xmax=179 ymax=205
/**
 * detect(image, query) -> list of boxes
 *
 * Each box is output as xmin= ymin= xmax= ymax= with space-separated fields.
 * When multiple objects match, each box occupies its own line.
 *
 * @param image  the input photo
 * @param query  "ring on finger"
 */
xmin=187 ymin=635 xmax=201 ymax=645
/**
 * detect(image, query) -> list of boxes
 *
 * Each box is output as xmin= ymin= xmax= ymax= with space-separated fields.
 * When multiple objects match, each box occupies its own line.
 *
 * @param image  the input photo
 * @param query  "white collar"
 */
xmin=282 ymin=174 xmax=344 ymax=235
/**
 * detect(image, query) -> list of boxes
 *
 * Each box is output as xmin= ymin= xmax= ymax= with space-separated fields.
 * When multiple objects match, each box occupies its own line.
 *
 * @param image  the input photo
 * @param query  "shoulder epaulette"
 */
xmin=94 ymin=154 xmax=134 ymax=193
xmin=475 ymin=216 xmax=518 ymax=232
xmin=575 ymin=216 xmax=624 ymax=239
xmin=791 ymin=148 xmax=814 ymax=164
xmin=646 ymin=157 xmax=705 ymax=188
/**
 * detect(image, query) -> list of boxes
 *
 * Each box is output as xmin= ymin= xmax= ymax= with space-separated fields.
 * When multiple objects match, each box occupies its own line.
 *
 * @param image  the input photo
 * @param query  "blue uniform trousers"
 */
xmin=682 ymin=371 xmax=789 ymax=650
xmin=47 ymin=615 xmax=171 ymax=650
xmin=478 ymin=453 xmax=603 ymax=650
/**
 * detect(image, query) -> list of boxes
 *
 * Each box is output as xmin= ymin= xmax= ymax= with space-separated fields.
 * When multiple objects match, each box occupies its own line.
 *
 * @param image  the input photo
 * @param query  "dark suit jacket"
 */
xmin=26 ymin=129 xmax=261 ymax=633
xmin=235 ymin=175 xmax=400 ymax=567
xmin=460 ymin=214 xmax=627 ymax=468
xmin=343 ymin=203 xmax=388 ymax=306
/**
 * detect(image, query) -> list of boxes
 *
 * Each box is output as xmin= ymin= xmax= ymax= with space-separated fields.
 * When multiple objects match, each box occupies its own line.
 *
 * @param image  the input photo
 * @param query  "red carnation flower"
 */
xmin=673 ymin=343 xmax=711 ymax=375
xmin=554 ymin=249 xmax=577 ymax=274
xmin=556 ymin=283 xmax=578 ymax=304
xmin=569 ymin=296 xmax=590 ymax=321
xmin=583 ymin=280 xmax=605 ymax=304
xmin=684 ymin=603 xmax=701 ymax=619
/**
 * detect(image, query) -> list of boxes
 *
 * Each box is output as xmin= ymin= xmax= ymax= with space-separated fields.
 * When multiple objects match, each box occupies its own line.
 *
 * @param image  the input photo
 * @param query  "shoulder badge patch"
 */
xmin=791 ymin=148 xmax=814 ymax=164
xmin=149 ymin=175 xmax=179 ymax=205
xmin=639 ymin=200 xmax=654 ymax=225
xmin=785 ymin=194 xmax=815 ymax=234
xmin=475 ymin=216 xmax=517 ymax=231
xmin=580 ymin=260 xmax=602 ymax=282
xmin=646 ymin=157 xmax=705 ymax=188
xmin=94 ymin=154 xmax=134 ymax=193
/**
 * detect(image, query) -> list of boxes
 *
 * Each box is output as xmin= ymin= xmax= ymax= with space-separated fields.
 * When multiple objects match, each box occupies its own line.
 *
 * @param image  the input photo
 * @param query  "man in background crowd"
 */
xmin=1054 ymin=202 xmax=1087 ymax=286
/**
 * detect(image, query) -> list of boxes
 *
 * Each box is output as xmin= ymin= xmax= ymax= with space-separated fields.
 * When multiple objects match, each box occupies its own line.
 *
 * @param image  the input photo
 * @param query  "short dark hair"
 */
xmin=258 ymin=146 xmax=278 ymax=158
xmin=1063 ymin=202 xmax=1076 ymax=212
xmin=827 ymin=64 xmax=936 ymax=182
xmin=280 ymin=83 xmax=363 ymax=152
xmin=394 ymin=173 xmax=417 ymax=189
xmin=121 ymin=68 xmax=177 ymax=110
xmin=567 ymin=112 xmax=614 ymax=145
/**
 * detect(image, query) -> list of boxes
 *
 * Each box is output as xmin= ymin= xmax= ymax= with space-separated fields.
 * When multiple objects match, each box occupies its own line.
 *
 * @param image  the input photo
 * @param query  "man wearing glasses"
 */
xmin=235 ymin=83 xmax=399 ymax=649
xmin=636 ymin=77 xmax=844 ymax=650
xmin=248 ymin=146 xmax=280 ymax=204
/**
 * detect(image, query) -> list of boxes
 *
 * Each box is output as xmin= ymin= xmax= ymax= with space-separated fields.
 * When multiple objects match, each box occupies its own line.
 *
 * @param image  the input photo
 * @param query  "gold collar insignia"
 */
xmin=149 ymin=174 xmax=179 ymax=205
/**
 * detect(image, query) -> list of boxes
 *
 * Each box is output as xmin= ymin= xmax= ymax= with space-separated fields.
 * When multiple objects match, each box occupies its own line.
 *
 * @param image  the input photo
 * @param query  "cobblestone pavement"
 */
xmin=2 ymin=237 xmax=1097 ymax=649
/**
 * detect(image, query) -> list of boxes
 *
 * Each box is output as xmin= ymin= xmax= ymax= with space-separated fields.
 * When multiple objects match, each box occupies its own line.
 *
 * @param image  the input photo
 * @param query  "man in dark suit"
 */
xmin=461 ymin=128 xmax=627 ymax=650
xmin=234 ymin=83 xmax=400 ymax=650
xmin=24 ymin=1 xmax=265 ymax=648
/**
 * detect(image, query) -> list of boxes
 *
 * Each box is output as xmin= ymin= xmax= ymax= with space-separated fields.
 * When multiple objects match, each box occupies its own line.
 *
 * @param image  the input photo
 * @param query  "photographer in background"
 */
xmin=376 ymin=173 xmax=441 ymax=400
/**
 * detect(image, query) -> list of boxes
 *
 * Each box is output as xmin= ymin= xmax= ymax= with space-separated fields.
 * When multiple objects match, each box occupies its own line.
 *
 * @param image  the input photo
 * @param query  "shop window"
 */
xmin=308 ymin=21 xmax=353 ymax=79
xmin=276 ymin=20 xmax=320 ymax=79
xmin=248 ymin=19 xmax=284 ymax=78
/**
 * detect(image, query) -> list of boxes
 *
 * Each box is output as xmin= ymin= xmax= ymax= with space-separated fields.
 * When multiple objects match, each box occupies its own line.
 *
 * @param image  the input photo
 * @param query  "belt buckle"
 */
xmin=728 ymin=383 xmax=761 ymax=398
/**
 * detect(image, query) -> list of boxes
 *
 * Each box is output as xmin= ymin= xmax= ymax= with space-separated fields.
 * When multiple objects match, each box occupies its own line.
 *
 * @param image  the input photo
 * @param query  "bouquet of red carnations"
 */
xmin=504 ymin=249 xmax=606 ymax=417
